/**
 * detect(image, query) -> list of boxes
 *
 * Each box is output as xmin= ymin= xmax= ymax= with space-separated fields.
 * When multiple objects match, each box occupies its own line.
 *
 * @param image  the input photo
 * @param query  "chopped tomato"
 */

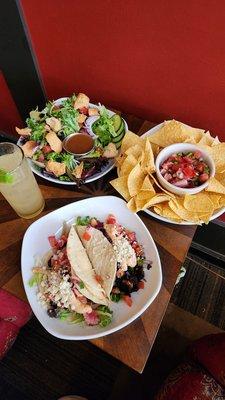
xmin=195 ymin=163 xmax=205 ymax=173
xmin=60 ymin=234 xmax=68 ymax=242
xmin=48 ymin=235 xmax=58 ymax=248
xmin=82 ymin=230 xmax=91 ymax=241
xmin=38 ymin=154 xmax=45 ymax=162
xmin=106 ymin=214 xmax=117 ymax=224
xmin=123 ymin=295 xmax=132 ymax=307
xmin=194 ymin=151 xmax=202 ymax=159
xmin=79 ymin=107 xmax=88 ymax=115
xmin=199 ymin=173 xmax=209 ymax=183
xmin=138 ymin=281 xmax=145 ymax=289
xmin=126 ymin=231 xmax=136 ymax=242
xmin=42 ymin=145 xmax=52 ymax=154
xmin=183 ymin=165 xmax=195 ymax=179
xmin=95 ymin=274 xmax=103 ymax=284
xmin=171 ymin=163 xmax=180 ymax=172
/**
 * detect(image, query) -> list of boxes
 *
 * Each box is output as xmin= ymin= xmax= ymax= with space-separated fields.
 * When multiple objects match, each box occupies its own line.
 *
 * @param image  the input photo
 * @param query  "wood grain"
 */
xmin=0 ymin=113 xmax=196 ymax=373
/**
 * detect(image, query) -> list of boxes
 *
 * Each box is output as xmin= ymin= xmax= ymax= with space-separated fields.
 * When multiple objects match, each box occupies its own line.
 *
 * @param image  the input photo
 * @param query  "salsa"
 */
xmin=64 ymin=133 xmax=94 ymax=155
xmin=159 ymin=151 xmax=210 ymax=188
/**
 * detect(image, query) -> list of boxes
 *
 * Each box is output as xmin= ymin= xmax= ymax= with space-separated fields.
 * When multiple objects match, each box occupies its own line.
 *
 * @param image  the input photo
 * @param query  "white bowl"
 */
xmin=155 ymin=143 xmax=215 ymax=196
xmin=21 ymin=196 xmax=162 ymax=340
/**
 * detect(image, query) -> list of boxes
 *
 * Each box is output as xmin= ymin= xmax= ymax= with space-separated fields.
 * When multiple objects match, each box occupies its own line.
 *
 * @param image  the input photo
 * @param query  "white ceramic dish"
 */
xmin=155 ymin=143 xmax=215 ymax=196
xmin=141 ymin=123 xmax=225 ymax=225
xmin=17 ymin=98 xmax=128 ymax=186
xmin=21 ymin=196 xmax=162 ymax=340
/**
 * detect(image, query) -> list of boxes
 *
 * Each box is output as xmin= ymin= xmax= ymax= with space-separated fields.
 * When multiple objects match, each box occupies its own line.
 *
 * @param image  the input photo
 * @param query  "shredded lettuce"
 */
xmin=76 ymin=216 xmax=91 ymax=226
xmin=58 ymin=309 xmax=84 ymax=324
xmin=29 ymin=272 xmax=43 ymax=287
xmin=78 ymin=281 xmax=85 ymax=289
xmin=110 ymin=293 xmax=121 ymax=303
xmin=97 ymin=305 xmax=113 ymax=327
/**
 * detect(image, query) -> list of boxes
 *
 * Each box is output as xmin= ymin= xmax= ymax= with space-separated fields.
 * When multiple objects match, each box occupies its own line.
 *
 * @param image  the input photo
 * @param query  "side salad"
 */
xmin=16 ymin=93 xmax=127 ymax=184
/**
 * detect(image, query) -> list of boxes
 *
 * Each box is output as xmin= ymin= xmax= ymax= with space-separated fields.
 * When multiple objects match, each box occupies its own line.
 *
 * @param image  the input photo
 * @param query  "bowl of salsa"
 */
xmin=155 ymin=143 xmax=215 ymax=196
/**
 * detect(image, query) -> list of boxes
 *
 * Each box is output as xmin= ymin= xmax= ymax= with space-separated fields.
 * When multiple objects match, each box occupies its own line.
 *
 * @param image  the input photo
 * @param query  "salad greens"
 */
xmin=58 ymin=309 xmax=85 ymax=324
xmin=46 ymin=151 xmax=77 ymax=170
xmin=29 ymin=272 xmax=43 ymax=287
xmin=76 ymin=216 xmax=92 ymax=226
xmin=92 ymin=106 xmax=117 ymax=146
xmin=96 ymin=306 xmax=113 ymax=327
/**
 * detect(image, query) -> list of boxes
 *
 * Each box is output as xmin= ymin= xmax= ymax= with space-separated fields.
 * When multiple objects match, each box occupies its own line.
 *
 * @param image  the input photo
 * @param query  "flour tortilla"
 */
xmin=76 ymin=226 xmax=117 ymax=298
xmin=67 ymin=225 xmax=108 ymax=306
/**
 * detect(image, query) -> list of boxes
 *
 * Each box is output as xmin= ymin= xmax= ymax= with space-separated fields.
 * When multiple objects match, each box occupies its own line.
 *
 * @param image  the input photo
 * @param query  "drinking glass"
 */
xmin=0 ymin=142 xmax=45 ymax=218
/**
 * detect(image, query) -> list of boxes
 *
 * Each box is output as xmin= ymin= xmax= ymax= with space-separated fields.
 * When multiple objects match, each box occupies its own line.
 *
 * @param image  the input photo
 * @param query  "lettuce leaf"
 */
xmin=97 ymin=305 xmax=113 ymax=327
xmin=76 ymin=216 xmax=91 ymax=226
xmin=29 ymin=272 xmax=43 ymax=287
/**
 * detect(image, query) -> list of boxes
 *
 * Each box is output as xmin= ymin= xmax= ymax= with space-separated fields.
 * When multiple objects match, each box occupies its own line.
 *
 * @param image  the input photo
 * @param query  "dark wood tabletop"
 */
xmin=0 ymin=112 xmax=196 ymax=373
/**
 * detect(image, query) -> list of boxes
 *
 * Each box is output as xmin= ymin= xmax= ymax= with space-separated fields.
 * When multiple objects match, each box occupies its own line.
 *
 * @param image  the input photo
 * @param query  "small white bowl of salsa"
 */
xmin=155 ymin=143 xmax=215 ymax=196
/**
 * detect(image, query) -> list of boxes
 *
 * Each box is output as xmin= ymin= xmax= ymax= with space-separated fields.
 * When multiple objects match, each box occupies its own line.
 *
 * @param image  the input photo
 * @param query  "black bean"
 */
xmin=47 ymin=308 xmax=57 ymax=318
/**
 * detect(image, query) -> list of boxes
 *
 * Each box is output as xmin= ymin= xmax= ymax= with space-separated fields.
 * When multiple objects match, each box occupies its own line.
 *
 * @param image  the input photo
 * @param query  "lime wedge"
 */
xmin=0 ymin=168 xmax=13 ymax=183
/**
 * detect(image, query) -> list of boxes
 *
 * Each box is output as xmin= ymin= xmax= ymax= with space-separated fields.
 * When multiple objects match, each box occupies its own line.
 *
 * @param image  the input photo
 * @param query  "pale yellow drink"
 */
xmin=0 ymin=143 xmax=45 ymax=218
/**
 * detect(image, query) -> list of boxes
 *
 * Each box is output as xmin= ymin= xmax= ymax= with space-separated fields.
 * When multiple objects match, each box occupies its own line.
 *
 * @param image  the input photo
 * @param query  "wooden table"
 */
xmin=0 ymin=113 xmax=196 ymax=373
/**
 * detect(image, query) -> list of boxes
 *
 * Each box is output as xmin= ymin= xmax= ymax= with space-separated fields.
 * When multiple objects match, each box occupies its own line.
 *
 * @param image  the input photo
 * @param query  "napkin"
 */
xmin=0 ymin=289 xmax=32 ymax=359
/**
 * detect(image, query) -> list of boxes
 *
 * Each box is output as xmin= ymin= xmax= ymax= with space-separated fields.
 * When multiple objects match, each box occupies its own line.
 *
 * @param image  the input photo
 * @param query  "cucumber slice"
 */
xmin=115 ymin=139 xmax=123 ymax=149
xmin=112 ymin=129 xmax=125 ymax=143
xmin=115 ymin=120 xmax=125 ymax=136
xmin=111 ymin=114 xmax=122 ymax=132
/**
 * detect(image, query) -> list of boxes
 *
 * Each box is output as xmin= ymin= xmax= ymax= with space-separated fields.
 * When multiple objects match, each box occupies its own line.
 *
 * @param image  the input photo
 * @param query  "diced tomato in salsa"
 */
xmin=160 ymin=151 xmax=210 ymax=188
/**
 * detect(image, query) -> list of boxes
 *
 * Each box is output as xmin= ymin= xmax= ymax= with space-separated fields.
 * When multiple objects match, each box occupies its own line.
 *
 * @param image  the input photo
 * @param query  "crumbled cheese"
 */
xmin=37 ymin=271 xmax=73 ymax=309
xmin=113 ymin=237 xmax=136 ymax=270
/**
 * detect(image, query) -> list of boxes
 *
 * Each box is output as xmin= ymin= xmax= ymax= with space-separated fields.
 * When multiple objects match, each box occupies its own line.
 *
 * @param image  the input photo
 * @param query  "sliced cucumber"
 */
xmin=115 ymin=120 xmax=125 ymax=136
xmin=111 ymin=114 xmax=122 ymax=132
xmin=115 ymin=139 xmax=123 ymax=149
xmin=112 ymin=129 xmax=125 ymax=143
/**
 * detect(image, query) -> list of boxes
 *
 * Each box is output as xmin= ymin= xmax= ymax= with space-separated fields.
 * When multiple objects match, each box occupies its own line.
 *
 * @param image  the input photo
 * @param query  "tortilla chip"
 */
xmin=184 ymin=193 xmax=214 ymax=213
xmin=125 ymin=144 xmax=144 ymax=159
xmin=208 ymin=143 xmax=225 ymax=171
xmin=127 ymin=197 xmax=137 ymax=212
xmin=154 ymin=203 xmax=182 ymax=222
xmin=197 ymin=131 xmax=214 ymax=146
xmin=140 ymin=139 xmax=155 ymax=173
xmin=127 ymin=164 xmax=145 ymax=197
xmin=148 ymin=120 xmax=203 ymax=148
xmin=219 ymin=195 xmax=225 ymax=207
xmin=120 ymin=154 xmax=138 ymax=176
xmin=141 ymin=175 xmax=155 ymax=192
xmin=110 ymin=176 xmax=131 ymax=201
xmin=121 ymin=131 xmax=142 ymax=153
xmin=215 ymin=171 xmax=225 ymax=186
xmin=169 ymin=199 xmax=207 ymax=223
xmin=149 ymin=173 xmax=176 ymax=198
xmin=136 ymin=194 xmax=171 ymax=211
xmin=208 ymin=193 xmax=221 ymax=209
xmin=205 ymin=177 xmax=225 ymax=195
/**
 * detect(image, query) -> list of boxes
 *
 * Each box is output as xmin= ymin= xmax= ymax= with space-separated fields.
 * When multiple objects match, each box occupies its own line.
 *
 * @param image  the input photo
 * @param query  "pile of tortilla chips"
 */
xmin=110 ymin=120 xmax=225 ymax=224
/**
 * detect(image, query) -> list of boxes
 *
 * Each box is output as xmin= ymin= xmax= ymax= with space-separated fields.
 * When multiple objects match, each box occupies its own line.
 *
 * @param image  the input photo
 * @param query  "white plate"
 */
xmin=18 ymin=98 xmax=128 ymax=186
xmin=141 ymin=123 xmax=225 ymax=225
xmin=21 ymin=196 xmax=162 ymax=340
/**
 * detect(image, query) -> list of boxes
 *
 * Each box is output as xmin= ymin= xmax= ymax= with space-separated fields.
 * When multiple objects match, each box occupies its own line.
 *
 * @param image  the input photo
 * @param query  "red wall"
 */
xmin=0 ymin=72 xmax=22 ymax=135
xmin=21 ymin=0 xmax=225 ymax=140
